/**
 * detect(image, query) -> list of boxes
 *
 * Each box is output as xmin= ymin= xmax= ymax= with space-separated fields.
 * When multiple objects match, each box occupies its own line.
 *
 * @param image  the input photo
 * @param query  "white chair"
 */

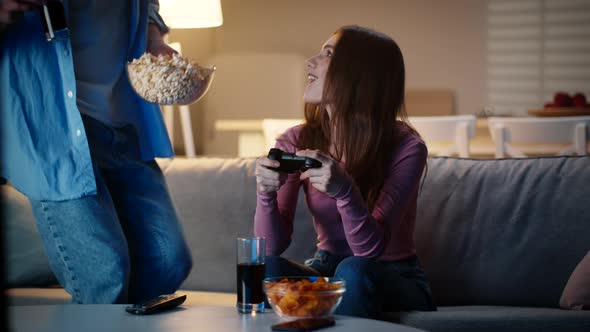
xmin=261 ymin=119 xmax=304 ymax=150
xmin=408 ymin=115 xmax=477 ymax=157
xmin=487 ymin=116 xmax=590 ymax=158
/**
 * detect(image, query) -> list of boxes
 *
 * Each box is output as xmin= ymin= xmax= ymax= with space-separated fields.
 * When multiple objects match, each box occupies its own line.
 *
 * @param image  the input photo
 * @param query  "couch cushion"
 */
xmin=560 ymin=250 xmax=590 ymax=310
xmin=1 ymin=186 xmax=56 ymax=287
xmin=415 ymin=156 xmax=590 ymax=307
xmin=160 ymin=157 xmax=316 ymax=293
xmin=384 ymin=306 xmax=590 ymax=332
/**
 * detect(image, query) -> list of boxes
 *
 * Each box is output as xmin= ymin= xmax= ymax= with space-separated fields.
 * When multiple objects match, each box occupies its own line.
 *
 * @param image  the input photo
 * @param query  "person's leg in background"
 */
xmin=104 ymin=157 xmax=192 ymax=303
xmin=333 ymin=256 xmax=385 ymax=318
xmin=380 ymin=256 xmax=436 ymax=313
xmin=303 ymin=249 xmax=348 ymax=277
xmin=334 ymin=256 xmax=435 ymax=319
xmin=29 ymin=164 xmax=130 ymax=304
xmin=92 ymin=119 xmax=192 ymax=304
xmin=265 ymin=248 xmax=351 ymax=278
xmin=29 ymin=114 xmax=192 ymax=304
xmin=264 ymin=256 xmax=319 ymax=279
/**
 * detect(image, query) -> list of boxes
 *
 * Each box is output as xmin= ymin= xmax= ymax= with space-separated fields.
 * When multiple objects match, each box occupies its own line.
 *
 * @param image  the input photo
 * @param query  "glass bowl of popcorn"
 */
xmin=127 ymin=53 xmax=215 ymax=105
xmin=263 ymin=276 xmax=346 ymax=319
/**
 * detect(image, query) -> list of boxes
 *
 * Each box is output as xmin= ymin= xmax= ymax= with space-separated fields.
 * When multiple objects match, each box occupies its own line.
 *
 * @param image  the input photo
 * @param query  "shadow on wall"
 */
xmin=200 ymin=53 xmax=307 ymax=156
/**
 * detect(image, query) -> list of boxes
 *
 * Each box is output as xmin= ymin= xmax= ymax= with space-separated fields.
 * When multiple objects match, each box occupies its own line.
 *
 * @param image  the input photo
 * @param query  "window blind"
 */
xmin=487 ymin=0 xmax=590 ymax=116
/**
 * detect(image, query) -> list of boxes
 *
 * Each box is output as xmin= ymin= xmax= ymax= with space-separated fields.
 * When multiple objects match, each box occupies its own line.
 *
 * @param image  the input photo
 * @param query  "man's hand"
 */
xmin=146 ymin=23 xmax=177 ymax=56
xmin=0 ymin=0 xmax=43 ymax=25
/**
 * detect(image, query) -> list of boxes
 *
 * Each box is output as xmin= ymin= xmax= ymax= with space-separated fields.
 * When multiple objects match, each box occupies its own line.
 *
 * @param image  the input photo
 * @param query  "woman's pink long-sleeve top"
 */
xmin=254 ymin=125 xmax=427 ymax=261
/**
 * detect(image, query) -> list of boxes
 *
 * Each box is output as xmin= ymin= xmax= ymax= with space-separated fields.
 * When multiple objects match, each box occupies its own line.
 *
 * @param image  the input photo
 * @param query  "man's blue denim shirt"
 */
xmin=0 ymin=1 xmax=173 ymax=201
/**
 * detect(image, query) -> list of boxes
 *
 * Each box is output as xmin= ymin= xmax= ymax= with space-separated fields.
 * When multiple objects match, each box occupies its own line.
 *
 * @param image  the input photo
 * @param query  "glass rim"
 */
xmin=263 ymin=276 xmax=346 ymax=295
xmin=236 ymin=236 xmax=266 ymax=241
xmin=263 ymin=276 xmax=345 ymax=284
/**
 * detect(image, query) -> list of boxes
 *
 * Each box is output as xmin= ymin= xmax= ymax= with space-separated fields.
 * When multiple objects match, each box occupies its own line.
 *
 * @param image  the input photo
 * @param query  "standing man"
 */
xmin=0 ymin=0 xmax=192 ymax=304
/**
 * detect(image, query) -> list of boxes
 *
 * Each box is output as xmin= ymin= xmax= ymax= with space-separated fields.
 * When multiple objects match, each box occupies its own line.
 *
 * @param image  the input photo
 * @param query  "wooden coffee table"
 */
xmin=9 ymin=305 xmax=425 ymax=332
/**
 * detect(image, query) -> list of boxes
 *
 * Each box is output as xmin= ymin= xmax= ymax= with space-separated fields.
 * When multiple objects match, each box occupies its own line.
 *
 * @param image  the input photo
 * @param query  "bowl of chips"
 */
xmin=127 ymin=53 xmax=215 ymax=105
xmin=263 ymin=276 xmax=346 ymax=319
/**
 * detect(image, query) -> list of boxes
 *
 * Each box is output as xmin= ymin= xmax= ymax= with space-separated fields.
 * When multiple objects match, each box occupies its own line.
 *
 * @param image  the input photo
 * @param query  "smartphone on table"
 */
xmin=271 ymin=317 xmax=335 ymax=331
xmin=125 ymin=294 xmax=187 ymax=315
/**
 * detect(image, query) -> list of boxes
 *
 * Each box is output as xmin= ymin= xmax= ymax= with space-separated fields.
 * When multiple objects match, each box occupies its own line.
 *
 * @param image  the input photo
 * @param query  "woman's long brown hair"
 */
xmin=298 ymin=25 xmax=418 ymax=210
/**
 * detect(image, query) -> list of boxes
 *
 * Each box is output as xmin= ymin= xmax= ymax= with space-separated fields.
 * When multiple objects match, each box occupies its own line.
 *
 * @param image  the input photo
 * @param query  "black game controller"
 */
xmin=267 ymin=148 xmax=323 ymax=173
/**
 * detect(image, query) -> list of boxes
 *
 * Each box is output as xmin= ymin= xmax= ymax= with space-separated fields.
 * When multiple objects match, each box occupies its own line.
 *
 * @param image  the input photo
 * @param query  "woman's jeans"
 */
xmin=265 ymin=250 xmax=436 ymax=319
xmin=28 ymin=115 xmax=192 ymax=304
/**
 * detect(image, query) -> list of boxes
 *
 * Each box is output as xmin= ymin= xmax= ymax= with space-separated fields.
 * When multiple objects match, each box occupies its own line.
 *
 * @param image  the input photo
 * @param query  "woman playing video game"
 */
xmin=254 ymin=25 xmax=436 ymax=318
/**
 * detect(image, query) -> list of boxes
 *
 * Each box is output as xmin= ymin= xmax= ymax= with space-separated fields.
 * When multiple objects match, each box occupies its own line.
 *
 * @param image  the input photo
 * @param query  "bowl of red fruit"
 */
xmin=529 ymin=92 xmax=590 ymax=117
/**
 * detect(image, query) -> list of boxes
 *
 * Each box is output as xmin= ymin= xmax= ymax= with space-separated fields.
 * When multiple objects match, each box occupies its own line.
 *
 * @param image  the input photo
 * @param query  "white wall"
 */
xmin=168 ymin=0 xmax=487 ymax=156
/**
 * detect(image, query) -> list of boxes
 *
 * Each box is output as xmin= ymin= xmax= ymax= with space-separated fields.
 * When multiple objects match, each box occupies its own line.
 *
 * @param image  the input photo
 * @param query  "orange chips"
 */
xmin=265 ymin=278 xmax=344 ymax=318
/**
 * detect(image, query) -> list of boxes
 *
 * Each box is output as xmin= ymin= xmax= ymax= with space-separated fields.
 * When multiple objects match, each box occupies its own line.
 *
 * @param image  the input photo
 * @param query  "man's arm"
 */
xmin=147 ymin=0 xmax=169 ymax=34
xmin=146 ymin=0 xmax=175 ymax=56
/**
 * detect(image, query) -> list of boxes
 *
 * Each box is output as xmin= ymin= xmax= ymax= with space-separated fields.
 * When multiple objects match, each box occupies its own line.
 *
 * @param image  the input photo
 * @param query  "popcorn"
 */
xmin=127 ymin=53 xmax=213 ymax=105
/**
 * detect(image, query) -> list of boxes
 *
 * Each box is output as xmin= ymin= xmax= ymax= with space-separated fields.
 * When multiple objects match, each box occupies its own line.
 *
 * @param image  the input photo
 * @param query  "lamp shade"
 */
xmin=159 ymin=0 xmax=223 ymax=29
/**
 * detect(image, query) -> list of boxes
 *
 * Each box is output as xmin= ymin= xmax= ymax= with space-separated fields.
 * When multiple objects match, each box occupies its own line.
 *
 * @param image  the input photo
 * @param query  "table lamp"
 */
xmin=160 ymin=0 xmax=223 ymax=29
xmin=158 ymin=0 xmax=223 ymax=157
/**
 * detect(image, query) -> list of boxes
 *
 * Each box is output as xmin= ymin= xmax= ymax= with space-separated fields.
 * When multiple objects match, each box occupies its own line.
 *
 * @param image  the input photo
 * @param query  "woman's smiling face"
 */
xmin=303 ymin=33 xmax=340 ymax=105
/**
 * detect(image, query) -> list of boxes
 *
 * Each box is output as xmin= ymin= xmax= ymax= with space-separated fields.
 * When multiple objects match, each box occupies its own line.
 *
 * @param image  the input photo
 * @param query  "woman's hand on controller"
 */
xmin=297 ymin=150 xmax=351 ymax=198
xmin=255 ymin=157 xmax=288 ymax=193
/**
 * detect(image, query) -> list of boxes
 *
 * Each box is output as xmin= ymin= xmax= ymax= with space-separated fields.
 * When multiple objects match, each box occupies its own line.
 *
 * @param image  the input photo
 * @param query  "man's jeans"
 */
xmin=29 ymin=115 xmax=192 ymax=304
xmin=265 ymin=250 xmax=436 ymax=319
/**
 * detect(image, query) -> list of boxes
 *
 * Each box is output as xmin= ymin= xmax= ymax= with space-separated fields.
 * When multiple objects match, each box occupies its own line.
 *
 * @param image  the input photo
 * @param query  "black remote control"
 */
xmin=267 ymin=148 xmax=322 ymax=173
xmin=125 ymin=294 xmax=187 ymax=315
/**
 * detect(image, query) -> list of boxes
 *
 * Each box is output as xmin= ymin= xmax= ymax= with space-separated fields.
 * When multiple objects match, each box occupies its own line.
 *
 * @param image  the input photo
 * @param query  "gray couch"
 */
xmin=3 ymin=156 xmax=590 ymax=332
